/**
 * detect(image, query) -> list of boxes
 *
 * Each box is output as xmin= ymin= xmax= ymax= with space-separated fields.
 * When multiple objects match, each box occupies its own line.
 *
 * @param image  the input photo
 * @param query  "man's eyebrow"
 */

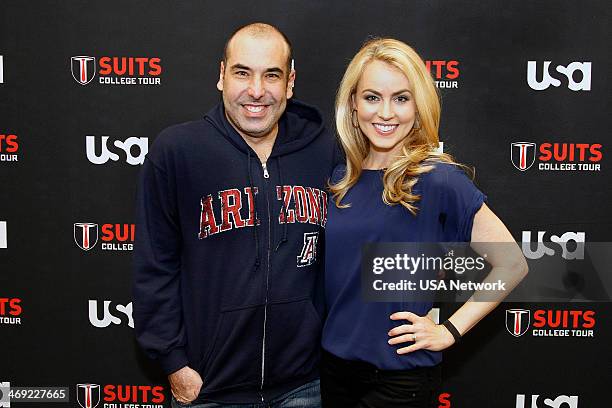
xmin=229 ymin=64 xmax=285 ymax=74
xmin=265 ymin=67 xmax=285 ymax=74
xmin=230 ymin=64 xmax=251 ymax=71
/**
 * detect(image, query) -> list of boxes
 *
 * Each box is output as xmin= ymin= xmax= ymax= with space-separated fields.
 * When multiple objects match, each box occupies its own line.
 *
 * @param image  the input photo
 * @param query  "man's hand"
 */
xmin=168 ymin=366 xmax=203 ymax=404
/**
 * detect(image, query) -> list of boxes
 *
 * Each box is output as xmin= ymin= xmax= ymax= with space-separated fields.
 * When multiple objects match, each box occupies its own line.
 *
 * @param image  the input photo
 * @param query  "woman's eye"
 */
xmin=396 ymin=95 xmax=409 ymax=103
xmin=365 ymin=95 xmax=379 ymax=102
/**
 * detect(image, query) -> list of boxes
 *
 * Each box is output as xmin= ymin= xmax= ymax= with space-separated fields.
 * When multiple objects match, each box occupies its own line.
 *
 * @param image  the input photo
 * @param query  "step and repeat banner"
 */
xmin=1 ymin=1 xmax=610 ymax=407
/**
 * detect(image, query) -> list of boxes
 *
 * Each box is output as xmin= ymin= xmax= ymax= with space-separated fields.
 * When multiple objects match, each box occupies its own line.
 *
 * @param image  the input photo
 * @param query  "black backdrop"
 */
xmin=1 ymin=1 xmax=610 ymax=407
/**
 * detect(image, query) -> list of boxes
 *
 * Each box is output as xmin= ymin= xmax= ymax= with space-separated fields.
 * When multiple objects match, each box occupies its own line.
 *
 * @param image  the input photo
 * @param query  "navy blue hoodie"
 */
xmin=133 ymin=99 xmax=338 ymax=404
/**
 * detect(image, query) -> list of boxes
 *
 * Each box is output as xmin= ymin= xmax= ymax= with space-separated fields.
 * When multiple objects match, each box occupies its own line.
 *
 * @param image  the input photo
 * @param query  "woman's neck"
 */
xmin=362 ymin=146 xmax=400 ymax=170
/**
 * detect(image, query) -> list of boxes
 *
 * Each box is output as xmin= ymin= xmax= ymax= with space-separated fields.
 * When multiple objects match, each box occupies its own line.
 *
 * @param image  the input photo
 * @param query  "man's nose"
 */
xmin=247 ymin=77 xmax=265 ymax=99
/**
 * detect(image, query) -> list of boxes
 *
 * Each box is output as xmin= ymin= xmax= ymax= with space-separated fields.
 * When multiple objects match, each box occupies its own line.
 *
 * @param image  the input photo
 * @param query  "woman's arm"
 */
xmin=388 ymin=203 xmax=528 ymax=353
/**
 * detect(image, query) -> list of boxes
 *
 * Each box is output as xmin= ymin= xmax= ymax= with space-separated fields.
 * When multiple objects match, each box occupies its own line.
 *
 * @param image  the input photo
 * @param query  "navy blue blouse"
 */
xmin=322 ymin=162 xmax=486 ymax=369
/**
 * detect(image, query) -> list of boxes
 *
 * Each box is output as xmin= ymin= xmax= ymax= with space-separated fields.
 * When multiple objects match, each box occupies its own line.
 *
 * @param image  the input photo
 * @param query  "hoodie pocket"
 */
xmin=265 ymin=297 xmax=322 ymax=383
xmin=200 ymin=304 xmax=264 ymax=392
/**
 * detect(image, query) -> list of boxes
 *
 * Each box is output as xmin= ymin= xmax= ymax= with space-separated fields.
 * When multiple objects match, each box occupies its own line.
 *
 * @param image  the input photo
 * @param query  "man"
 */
xmin=133 ymin=23 xmax=338 ymax=407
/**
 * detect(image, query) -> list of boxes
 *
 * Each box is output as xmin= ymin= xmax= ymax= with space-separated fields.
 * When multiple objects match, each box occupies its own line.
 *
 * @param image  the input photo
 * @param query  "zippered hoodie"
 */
xmin=133 ymin=99 xmax=338 ymax=403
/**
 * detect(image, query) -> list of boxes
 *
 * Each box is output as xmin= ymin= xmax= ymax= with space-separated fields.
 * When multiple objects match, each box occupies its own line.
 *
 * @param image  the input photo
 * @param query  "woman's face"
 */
xmin=353 ymin=60 xmax=417 ymax=158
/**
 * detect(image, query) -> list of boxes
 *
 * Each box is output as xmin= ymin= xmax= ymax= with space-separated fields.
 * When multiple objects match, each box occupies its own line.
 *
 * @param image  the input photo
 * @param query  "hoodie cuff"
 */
xmin=159 ymin=347 xmax=189 ymax=375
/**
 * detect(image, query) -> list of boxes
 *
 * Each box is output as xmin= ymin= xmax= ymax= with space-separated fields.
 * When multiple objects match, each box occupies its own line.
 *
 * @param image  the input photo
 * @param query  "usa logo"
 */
xmin=297 ymin=232 xmax=318 ymax=267
xmin=76 ymin=383 xmax=100 ymax=408
xmin=511 ymin=142 xmax=536 ymax=171
xmin=506 ymin=309 xmax=530 ymax=337
xmin=74 ymin=223 xmax=98 ymax=251
xmin=71 ymin=56 xmax=96 ymax=85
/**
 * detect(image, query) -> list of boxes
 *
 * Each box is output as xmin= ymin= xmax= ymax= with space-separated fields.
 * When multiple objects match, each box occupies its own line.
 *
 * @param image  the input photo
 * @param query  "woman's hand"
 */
xmin=388 ymin=311 xmax=456 ymax=354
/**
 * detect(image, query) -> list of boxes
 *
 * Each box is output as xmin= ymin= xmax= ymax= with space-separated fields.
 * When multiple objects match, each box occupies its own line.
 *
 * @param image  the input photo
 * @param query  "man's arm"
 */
xmin=133 ymin=156 xmax=187 ymax=371
xmin=132 ymin=154 xmax=202 ymax=402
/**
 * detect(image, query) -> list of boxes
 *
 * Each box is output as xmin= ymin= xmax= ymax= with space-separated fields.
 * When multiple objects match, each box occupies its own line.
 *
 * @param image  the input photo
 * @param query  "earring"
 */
xmin=413 ymin=114 xmax=422 ymax=131
xmin=351 ymin=109 xmax=360 ymax=128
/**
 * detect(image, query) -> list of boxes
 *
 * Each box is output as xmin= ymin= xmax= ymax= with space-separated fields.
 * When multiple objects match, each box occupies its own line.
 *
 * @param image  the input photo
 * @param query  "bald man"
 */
xmin=133 ymin=23 xmax=338 ymax=407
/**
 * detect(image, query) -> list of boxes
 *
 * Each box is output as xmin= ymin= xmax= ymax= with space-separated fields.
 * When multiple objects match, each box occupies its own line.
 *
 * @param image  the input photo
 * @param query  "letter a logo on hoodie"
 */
xmin=297 ymin=232 xmax=318 ymax=267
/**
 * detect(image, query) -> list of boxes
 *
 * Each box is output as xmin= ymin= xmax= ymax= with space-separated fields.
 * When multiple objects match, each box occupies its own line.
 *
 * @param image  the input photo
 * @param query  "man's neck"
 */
xmin=224 ymin=109 xmax=279 ymax=163
xmin=240 ymin=124 xmax=278 ymax=163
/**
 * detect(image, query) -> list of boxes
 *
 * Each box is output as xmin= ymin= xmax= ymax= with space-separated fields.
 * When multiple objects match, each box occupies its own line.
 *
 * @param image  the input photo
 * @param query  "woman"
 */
xmin=321 ymin=38 xmax=527 ymax=407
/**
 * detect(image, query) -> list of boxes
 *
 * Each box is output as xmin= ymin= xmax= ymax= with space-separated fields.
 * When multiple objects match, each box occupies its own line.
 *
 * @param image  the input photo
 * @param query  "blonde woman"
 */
xmin=321 ymin=38 xmax=527 ymax=407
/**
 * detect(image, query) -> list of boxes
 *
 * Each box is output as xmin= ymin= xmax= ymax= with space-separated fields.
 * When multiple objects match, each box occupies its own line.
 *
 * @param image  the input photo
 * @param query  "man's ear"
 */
xmin=286 ymin=69 xmax=296 ymax=99
xmin=216 ymin=61 xmax=224 ymax=91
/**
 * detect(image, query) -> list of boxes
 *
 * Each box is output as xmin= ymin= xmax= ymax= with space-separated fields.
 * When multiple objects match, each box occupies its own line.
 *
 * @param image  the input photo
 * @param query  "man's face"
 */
xmin=217 ymin=33 xmax=295 ymax=140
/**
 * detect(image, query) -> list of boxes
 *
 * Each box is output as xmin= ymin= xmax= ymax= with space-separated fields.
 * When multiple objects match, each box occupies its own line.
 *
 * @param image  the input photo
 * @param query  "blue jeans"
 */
xmin=171 ymin=379 xmax=321 ymax=408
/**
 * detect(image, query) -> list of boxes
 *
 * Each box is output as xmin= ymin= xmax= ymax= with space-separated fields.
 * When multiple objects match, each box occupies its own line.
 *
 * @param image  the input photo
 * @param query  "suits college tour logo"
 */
xmin=77 ymin=384 xmax=100 ymax=408
xmin=511 ymin=142 xmax=602 ymax=172
xmin=425 ymin=60 xmax=459 ymax=89
xmin=0 ymin=134 xmax=18 ymax=163
xmin=0 ymin=297 xmax=22 ymax=325
xmin=76 ymin=383 xmax=165 ymax=408
xmin=71 ymin=55 xmax=162 ymax=86
xmin=506 ymin=308 xmax=595 ymax=338
xmin=74 ymin=223 xmax=135 ymax=252
xmin=71 ymin=57 xmax=96 ymax=85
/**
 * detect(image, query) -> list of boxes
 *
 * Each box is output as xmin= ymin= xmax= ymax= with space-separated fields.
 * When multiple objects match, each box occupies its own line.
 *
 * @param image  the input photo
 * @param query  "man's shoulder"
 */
xmin=155 ymin=119 xmax=212 ymax=146
xmin=146 ymin=118 xmax=219 ymax=168
xmin=150 ymin=117 xmax=223 ymax=155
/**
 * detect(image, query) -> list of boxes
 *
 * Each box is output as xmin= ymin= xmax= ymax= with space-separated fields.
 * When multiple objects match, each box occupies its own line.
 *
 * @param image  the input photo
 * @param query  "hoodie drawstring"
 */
xmin=247 ymin=151 xmax=261 ymax=271
xmin=275 ymin=156 xmax=288 ymax=252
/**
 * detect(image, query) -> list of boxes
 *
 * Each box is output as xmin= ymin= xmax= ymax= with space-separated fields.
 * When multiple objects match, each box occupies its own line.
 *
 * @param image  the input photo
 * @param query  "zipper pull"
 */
xmin=262 ymin=162 xmax=270 ymax=179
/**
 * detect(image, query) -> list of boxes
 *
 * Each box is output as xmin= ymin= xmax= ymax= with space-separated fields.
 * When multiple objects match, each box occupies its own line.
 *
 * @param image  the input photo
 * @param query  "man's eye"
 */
xmin=266 ymin=73 xmax=281 ymax=79
xmin=235 ymin=71 xmax=248 ymax=77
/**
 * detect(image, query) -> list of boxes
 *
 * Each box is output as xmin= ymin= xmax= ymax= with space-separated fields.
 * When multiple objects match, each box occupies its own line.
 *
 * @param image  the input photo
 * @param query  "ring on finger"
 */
xmin=413 ymin=333 xmax=417 ymax=342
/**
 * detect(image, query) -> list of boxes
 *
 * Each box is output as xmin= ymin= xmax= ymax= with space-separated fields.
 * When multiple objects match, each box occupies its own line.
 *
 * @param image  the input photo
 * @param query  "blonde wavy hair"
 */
xmin=330 ymin=38 xmax=461 ymax=214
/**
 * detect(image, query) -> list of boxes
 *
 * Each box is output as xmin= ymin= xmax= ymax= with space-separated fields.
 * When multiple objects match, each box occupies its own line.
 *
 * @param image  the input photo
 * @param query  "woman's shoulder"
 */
xmin=417 ymin=161 xmax=469 ymax=189
xmin=418 ymin=160 xmax=485 ymax=212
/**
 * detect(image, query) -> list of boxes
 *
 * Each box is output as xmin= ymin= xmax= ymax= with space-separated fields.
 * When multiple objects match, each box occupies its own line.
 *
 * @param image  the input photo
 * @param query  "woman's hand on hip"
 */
xmin=388 ymin=311 xmax=455 ymax=354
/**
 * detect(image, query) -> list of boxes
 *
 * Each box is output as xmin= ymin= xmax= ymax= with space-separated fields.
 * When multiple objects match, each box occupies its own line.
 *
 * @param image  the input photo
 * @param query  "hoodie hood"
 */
xmin=204 ymin=98 xmax=326 ymax=158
